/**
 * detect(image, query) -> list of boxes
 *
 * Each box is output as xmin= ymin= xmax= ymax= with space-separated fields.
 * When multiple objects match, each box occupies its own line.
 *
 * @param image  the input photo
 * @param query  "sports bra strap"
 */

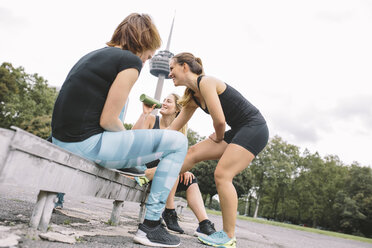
xmin=196 ymin=75 xmax=204 ymax=90
xmin=152 ymin=115 xmax=160 ymax=129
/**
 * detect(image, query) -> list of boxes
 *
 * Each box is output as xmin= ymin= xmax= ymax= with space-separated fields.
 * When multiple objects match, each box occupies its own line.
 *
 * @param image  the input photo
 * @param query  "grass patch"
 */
xmin=105 ymin=219 xmax=116 ymax=226
xmin=205 ymin=209 xmax=372 ymax=244
xmin=63 ymin=220 xmax=71 ymax=225
xmin=205 ymin=209 xmax=222 ymax=216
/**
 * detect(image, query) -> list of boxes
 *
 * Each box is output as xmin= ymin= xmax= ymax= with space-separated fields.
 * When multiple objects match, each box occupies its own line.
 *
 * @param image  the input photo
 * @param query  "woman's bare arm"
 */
xmin=132 ymin=103 xmax=156 ymax=130
xmin=168 ymin=101 xmax=197 ymax=131
xmin=199 ymin=76 xmax=226 ymax=142
xmin=100 ymin=68 xmax=138 ymax=131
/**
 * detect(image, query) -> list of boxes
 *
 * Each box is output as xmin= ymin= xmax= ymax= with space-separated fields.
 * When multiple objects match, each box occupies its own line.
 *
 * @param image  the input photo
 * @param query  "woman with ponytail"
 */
xmin=167 ymin=52 xmax=269 ymax=248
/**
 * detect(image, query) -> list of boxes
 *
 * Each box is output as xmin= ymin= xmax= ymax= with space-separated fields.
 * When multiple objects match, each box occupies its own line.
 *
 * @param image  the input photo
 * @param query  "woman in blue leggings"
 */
xmin=51 ymin=13 xmax=187 ymax=247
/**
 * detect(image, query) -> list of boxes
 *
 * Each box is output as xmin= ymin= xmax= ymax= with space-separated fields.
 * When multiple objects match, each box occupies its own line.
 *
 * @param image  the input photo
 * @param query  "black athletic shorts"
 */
xmin=224 ymin=123 xmax=269 ymax=156
xmin=176 ymin=176 xmax=197 ymax=193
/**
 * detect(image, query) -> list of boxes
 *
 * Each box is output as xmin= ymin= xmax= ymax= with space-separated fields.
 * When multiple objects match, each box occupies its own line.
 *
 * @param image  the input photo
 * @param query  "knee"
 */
xmin=214 ymin=169 xmax=223 ymax=186
xmin=172 ymin=131 xmax=188 ymax=152
xmin=214 ymin=168 xmax=231 ymax=187
xmin=185 ymin=145 xmax=198 ymax=164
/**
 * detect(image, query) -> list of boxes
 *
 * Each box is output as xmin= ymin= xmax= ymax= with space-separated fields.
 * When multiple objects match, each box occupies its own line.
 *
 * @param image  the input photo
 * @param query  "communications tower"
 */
xmin=149 ymin=16 xmax=175 ymax=102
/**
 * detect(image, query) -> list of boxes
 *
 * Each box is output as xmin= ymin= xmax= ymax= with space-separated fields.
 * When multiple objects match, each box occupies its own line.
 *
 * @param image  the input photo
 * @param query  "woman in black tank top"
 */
xmin=167 ymin=52 xmax=269 ymax=247
xmin=132 ymin=93 xmax=216 ymax=236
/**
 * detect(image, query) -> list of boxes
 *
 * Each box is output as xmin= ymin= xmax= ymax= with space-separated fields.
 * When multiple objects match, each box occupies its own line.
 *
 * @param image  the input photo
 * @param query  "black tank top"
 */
xmin=191 ymin=76 xmax=266 ymax=128
xmin=152 ymin=116 xmax=160 ymax=129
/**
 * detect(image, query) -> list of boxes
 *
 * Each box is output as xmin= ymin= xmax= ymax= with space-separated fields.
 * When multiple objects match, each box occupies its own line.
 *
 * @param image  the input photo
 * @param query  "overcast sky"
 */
xmin=1 ymin=0 xmax=371 ymax=167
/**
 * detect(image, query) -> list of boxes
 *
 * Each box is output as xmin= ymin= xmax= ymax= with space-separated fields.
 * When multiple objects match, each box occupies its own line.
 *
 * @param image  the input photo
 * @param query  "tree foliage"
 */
xmin=246 ymin=137 xmax=372 ymax=238
xmin=0 ymin=62 xmax=57 ymax=138
xmin=187 ymin=128 xmax=205 ymax=146
xmin=191 ymin=160 xmax=218 ymax=208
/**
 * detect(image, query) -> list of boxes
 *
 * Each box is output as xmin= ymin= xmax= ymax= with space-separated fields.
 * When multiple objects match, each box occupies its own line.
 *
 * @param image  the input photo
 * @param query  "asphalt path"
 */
xmin=0 ymin=184 xmax=371 ymax=248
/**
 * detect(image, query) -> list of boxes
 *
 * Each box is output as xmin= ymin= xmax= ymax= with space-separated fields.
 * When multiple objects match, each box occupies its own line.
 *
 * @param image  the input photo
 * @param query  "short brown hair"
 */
xmin=107 ymin=13 xmax=162 ymax=54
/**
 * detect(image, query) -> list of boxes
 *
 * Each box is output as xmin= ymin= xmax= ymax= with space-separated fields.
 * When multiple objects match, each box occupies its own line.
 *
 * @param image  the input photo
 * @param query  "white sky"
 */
xmin=1 ymin=0 xmax=371 ymax=167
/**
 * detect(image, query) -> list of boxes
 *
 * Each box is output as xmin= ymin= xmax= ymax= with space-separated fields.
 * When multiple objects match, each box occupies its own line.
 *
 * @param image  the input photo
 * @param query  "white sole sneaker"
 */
xmin=133 ymin=224 xmax=180 ymax=247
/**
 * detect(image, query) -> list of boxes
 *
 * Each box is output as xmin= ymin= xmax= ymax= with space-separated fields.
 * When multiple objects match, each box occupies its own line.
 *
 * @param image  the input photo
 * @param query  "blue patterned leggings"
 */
xmin=53 ymin=129 xmax=188 ymax=220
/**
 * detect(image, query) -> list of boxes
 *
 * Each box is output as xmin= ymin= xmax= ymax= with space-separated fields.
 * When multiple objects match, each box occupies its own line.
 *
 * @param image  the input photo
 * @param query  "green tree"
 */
xmin=333 ymin=191 xmax=366 ymax=235
xmin=191 ymin=160 xmax=218 ymax=208
xmin=261 ymin=136 xmax=300 ymax=220
xmin=250 ymin=136 xmax=299 ymax=219
xmin=292 ymin=152 xmax=348 ymax=229
xmin=187 ymin=128 xmax=205 ymax=146
xmin=233 ymin=168 xmax=253 ymax=199
xmin=337 ymin=164 xmax=372 ymax=237
xmin=250 ymin=151 xmax=269 ymax=218
xmin=124 ymin=123 xmax=133 ymax=130
xmin=0 ymin=62 xmax=57 ymax=138
xmin=237 ymin=168 xmax=254 ymax=216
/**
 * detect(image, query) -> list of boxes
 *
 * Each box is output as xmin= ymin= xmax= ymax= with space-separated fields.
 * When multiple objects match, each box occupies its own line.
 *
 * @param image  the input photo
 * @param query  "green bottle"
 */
xmin=139 ymin=94 xmax=162 ymax=109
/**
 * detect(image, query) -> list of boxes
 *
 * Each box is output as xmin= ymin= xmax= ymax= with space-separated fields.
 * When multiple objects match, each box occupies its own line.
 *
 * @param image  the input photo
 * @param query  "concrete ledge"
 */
xmin=0 ymin=127 xmax=149 ymax=232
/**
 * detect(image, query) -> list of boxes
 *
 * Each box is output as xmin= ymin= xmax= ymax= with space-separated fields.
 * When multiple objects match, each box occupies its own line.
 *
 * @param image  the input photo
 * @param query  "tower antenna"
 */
xmin=149 ymin=13 xmax=176 ymax=109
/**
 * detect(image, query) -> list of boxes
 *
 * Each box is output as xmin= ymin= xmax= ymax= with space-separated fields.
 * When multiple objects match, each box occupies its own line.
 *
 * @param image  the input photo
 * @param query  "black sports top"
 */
xmin=191 ymin=76 xmax=266 ymax=128
xmin=152 ymin=116 xmax=160 ymax=129
xmin=52 ymin=47 xmax=143 ymax=142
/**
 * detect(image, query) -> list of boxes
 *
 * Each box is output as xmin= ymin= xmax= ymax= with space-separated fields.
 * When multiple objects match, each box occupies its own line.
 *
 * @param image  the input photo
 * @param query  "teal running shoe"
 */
xmin=198 ymin=230 xmax=236 ymax=248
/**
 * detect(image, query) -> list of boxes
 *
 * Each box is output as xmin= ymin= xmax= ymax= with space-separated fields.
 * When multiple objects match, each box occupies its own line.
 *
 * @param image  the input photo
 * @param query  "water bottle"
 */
xmin=139 ymin=94 xmax=162 ymax=109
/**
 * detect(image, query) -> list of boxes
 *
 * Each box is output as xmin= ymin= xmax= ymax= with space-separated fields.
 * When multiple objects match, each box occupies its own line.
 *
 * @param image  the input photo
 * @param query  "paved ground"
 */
xmin=0 ymin=183 xmax=371 ymax=248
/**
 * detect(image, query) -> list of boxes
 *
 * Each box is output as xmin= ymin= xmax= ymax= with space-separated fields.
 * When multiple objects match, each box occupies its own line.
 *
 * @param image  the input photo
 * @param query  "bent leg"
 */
xmin=64 ymin=129 xmax=188 ymax=221
xmin=186 ymin=183 xmax=208 ymax=222
xmin=138 ymin=131 xmax=187 ymax=220
xmin=165 ymin=176 xmax=179 ymax=209
xmin=214 ymin=144 xmax=254 ymax=238
xmin=181 ymin=138 xmax=228 ymax=174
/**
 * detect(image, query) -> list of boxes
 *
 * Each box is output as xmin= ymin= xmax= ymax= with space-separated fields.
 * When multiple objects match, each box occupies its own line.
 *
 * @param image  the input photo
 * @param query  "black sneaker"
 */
xmin=133 ymin=223 xmax=180 ymax=247
xmin=162 ymin=210 xmax=184 ymax=234
xmin=117 ymin=167 xmax=145 ymax=176
xmin=194 ymin=219 xmax=216 ymax=237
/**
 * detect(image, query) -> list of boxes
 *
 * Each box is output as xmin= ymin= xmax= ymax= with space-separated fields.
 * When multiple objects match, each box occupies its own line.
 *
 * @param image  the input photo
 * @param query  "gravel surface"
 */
xmin=1 ymin=184 xmax=371 ymax=248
